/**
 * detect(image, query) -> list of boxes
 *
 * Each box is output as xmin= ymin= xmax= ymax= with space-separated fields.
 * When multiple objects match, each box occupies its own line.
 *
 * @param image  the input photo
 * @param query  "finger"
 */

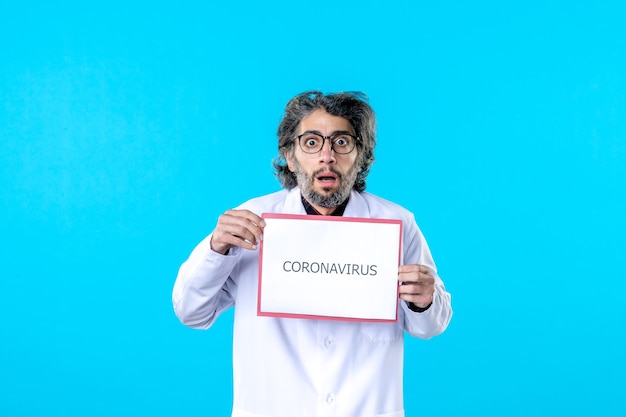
xmin=398 ymin=265 xmax=418 ymax=285
xmin=399 ymin=265 xmax=435 ymax=285
xmin=224 ymin=209 xmax=266 ymax=228
xmin=212 ymin=232 xmax=256 ymax=252
xmin=216 ymin=222 xmax=260 ymax=246
xmin=398 ymin=272 xmax=434 ymax=285
xmin=398 ymin=264 xmax=431 ymax=274
xmin=219 ymin=211 xmax=265 ymax=243
xmin=398 ymin=281 xmax=434 ymax=295
xmin=399 ymin=292 xmax=434 ymax=308
xmin=398 ymin=264 xmax=420 ymax=274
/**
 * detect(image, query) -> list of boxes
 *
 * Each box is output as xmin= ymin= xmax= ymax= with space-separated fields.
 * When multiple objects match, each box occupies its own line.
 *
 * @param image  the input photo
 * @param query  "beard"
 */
xmin=293 ymin=161 xmax=360 ymax=208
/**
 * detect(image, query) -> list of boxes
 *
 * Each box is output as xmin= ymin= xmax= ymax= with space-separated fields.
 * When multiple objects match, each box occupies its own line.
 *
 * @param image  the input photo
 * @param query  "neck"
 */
xmin=311 ymin=203 xmax=337 ymax=216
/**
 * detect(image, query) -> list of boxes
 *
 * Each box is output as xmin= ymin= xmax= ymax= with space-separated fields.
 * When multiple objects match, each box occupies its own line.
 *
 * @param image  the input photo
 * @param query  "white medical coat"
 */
xmin=173 ymin=188 xmax=452 ymax=417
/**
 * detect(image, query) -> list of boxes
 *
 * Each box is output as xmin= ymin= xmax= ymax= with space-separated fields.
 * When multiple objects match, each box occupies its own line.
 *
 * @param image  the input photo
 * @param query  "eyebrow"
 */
xmin=301 ymin=130 xmax=354 ymax=136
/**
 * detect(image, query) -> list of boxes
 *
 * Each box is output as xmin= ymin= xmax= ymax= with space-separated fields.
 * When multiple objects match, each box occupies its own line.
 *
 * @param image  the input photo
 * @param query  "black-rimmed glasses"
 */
xmin=294 ymin=132 xmax=359 ymax=154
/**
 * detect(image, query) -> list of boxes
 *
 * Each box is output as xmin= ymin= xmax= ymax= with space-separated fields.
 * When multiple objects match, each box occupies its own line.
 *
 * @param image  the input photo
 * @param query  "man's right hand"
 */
xmin=210 ymin=209 xmax=266 ymax=255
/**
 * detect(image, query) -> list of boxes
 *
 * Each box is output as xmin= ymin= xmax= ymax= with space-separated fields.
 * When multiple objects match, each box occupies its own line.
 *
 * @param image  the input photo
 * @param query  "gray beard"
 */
xmin=294 ymin=163 xmax=359 ymax=209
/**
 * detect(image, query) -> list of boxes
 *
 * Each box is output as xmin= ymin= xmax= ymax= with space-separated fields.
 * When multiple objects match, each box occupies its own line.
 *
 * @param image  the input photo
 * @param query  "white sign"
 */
xmin=258 ymin=213 xmax=402 ymax=322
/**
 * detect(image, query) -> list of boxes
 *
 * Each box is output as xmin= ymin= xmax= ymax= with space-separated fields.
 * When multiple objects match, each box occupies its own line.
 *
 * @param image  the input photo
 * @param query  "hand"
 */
xmin=210 ymin=209 xmax=265 ymax=255
xmin=398 ymin=264 xmax=435 ymax=309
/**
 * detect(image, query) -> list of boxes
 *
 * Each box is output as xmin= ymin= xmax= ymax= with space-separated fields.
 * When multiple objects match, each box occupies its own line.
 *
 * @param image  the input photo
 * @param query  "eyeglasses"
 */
xmin=294 ymin=132 xmax=359 ymax=154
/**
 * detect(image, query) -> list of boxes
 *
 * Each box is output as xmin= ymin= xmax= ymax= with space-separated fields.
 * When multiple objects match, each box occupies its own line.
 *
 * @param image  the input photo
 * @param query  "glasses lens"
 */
xmin=331 ymin=135 xmax=355 ymax=154
xmin=297 ymin=134 xmax=357 ymax=154
xmin=299 ymin=134 xmax=323 ymax=153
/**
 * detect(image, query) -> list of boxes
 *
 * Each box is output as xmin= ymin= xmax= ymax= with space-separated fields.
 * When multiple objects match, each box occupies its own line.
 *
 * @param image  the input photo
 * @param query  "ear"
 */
xmin=285 ymin=151 xmax=296 ymax=173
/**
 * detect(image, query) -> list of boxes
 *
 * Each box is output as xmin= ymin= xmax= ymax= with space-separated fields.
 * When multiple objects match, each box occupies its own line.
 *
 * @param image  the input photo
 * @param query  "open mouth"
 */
xmin=316 ymin=171 xmax=338 ymax=184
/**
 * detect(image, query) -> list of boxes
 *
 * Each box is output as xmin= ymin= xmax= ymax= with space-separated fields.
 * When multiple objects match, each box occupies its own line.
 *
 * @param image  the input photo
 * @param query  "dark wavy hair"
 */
xmin=272 ymin=91 xmax=376 ymax=192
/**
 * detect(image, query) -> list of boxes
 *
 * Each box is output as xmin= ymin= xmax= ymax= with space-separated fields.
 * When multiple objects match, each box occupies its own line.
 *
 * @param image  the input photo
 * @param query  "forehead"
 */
xmin=298 ymin=109 xmax=353 ymax=134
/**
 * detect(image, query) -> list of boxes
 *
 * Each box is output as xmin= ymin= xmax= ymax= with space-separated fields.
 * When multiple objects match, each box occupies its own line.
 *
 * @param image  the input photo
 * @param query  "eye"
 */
xmin=304 ymin=137 xmax=319 ymax=147
xmin=302 ymin=135 xmax=320 ymax=148
xmin=333 ymin=136 xmax=350 ymax=147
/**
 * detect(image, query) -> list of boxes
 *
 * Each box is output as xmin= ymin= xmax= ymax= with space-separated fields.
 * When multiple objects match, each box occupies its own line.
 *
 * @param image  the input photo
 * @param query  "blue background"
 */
xmin=1 ymin=1 xmax=625 ymax=416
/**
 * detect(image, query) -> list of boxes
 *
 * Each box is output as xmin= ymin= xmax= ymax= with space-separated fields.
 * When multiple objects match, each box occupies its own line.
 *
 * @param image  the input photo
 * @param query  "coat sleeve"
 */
xmin=400 ymin=217 xmax=453 ymax=339
xmin=172 ymin=233 xmax=242 ymax=329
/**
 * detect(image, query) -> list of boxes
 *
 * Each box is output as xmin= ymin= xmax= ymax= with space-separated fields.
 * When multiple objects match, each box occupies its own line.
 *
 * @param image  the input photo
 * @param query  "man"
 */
xmin=173 ymin=91 xmax=452 ymax=417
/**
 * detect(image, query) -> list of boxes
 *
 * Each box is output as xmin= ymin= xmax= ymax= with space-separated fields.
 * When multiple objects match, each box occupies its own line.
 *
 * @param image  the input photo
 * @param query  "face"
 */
xmin=286 ymin=108 xmax=361 ymax=214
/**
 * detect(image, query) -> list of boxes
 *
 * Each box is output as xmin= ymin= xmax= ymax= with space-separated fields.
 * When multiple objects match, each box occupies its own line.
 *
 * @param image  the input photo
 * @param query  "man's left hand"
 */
xmin=398 ymin=264 xmax=435 ymax=308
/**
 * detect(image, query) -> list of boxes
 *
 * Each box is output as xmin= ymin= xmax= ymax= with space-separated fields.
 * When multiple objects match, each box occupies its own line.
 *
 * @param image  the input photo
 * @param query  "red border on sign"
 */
xmin=257 ymin=213 xmax=403 ymax=322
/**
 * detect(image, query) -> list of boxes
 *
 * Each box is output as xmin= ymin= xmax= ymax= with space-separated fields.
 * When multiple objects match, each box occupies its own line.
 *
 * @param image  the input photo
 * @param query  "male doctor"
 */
xmin=173 ymin=91 xmax=452 ymax=417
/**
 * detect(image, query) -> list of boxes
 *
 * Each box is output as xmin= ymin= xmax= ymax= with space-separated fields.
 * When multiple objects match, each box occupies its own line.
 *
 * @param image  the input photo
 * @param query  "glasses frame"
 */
xmin=294 ymin=132 xmax=360 ymax=155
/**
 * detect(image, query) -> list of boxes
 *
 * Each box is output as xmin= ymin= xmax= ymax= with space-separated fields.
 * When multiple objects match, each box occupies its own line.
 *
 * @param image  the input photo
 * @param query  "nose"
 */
xmin=319 ymin=138 xmax=336 ymax=163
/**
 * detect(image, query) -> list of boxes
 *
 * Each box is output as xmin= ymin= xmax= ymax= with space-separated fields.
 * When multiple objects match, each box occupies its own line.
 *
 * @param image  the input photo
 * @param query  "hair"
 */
xmin=272 ymin=91 xmax=376 ymax=192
